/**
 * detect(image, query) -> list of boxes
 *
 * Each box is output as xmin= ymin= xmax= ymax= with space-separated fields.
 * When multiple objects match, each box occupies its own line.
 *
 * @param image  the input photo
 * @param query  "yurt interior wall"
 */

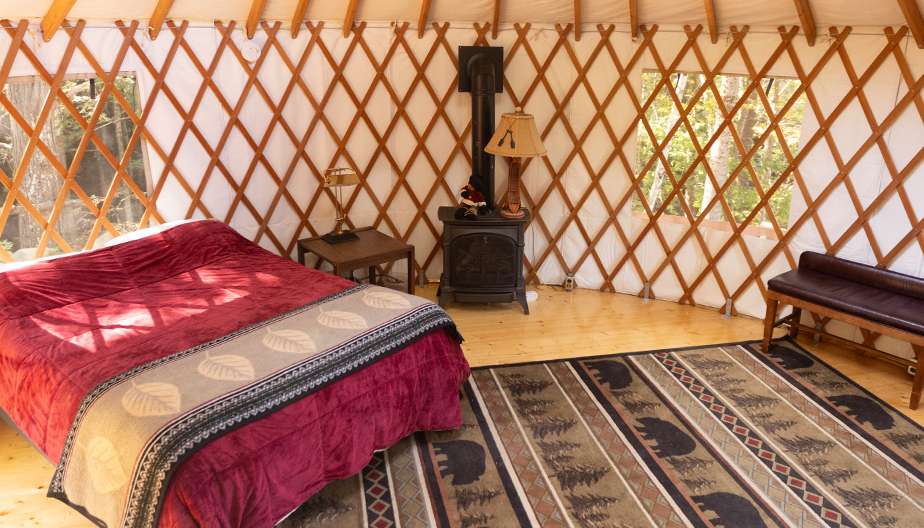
xmin=2 ymin=1 xmax=924 ymax=360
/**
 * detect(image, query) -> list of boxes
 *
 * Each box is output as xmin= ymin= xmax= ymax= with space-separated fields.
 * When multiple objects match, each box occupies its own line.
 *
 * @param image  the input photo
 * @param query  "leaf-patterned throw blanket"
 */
xmin=48 ymin=284 xmax=462 ymax=528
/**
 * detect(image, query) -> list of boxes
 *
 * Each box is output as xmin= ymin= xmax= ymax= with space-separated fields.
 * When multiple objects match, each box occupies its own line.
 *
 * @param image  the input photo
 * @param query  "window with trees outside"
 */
xmin=0 ymin=74 xmax=150 ymax=261
xmin=633 ymin=72 xmax=806 ymax=236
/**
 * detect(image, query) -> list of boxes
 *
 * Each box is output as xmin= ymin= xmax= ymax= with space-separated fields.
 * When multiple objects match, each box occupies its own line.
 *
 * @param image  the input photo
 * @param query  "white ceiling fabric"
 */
xmin=0 ymin=0 xmax=916 ymax=31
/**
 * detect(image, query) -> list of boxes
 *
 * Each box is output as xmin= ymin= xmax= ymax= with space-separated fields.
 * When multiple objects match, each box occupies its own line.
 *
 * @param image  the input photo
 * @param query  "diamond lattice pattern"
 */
xmin=2 ymin=20 xmax=924 ymax=329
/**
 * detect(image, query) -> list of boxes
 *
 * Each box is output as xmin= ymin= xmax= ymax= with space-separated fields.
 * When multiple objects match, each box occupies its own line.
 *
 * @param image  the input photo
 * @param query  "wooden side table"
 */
xmin=297 ymin=227 xmax=415 ymax=295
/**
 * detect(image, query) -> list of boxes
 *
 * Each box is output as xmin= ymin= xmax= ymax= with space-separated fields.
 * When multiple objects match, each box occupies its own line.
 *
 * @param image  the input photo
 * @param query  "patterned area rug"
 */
xmin=278 ymin=338 xmax=924 ymax=528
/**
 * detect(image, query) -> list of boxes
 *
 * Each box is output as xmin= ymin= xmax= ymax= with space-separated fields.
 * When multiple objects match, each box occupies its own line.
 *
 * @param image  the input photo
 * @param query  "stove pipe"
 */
xmin=468 ymin=54 xmax=497 ymax=212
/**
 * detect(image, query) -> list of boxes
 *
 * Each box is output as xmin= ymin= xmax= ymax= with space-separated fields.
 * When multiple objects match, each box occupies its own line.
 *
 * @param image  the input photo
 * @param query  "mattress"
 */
xmin=0 ymin=220 xmax=469 ymax=527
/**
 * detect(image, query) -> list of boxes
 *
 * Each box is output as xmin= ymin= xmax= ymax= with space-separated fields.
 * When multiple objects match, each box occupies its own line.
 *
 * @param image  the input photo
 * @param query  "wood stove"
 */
xmin=438 ymin=206 xmax=529 ymax=314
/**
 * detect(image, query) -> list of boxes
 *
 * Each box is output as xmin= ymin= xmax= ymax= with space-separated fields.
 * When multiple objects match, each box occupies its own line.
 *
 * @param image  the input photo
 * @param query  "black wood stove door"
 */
xmin=449 ymin=233 xmax=517 ymax=288
xmin=437 ymin=206 xmax=529 ymax=314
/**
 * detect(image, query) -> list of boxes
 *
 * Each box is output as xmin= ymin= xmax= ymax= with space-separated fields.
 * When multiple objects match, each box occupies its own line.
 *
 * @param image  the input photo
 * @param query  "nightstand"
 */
xmin=297 ymin=227 xmax=415 ymax=295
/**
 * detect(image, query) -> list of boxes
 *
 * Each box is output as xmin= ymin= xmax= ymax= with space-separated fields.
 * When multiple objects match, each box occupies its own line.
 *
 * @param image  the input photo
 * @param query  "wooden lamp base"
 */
xmin=501 ymin=157 xmax=525 ymax=219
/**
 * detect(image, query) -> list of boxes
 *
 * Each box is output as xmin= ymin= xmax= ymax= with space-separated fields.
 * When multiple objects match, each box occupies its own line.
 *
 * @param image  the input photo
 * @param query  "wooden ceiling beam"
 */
xmin=704 ymin=0 xmax=718 ymax=43
xmin=418 ymin=0 xmax=432 ymax=38
xmin=793 ymin=0 xmax=816 ymax=46
xmin=291 ymin=0 xmax=310 ymax=39
xmin=575 ymin=0 xmax=581 ymax=41
xmin=41 ymin=0 xmax=78 ymax=42
xmin=246 ymin=0 xmax=268 ymax=40
xmin=629 ymin=0 xmax=638 ymax=38
xmin=897 ymin=0 xmax=924 ymax=48
xmin=344 ymin=0 xmax=360 ymax=37
xmin=492 ymin=0 xmax=501 ymax=39
xmin=149 ymin=0 xmax=175 ymax=40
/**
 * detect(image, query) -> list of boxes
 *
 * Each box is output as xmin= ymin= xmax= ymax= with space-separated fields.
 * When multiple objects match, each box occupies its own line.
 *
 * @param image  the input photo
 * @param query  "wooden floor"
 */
xmin=2 ymin=284 xmax=923 ymax=526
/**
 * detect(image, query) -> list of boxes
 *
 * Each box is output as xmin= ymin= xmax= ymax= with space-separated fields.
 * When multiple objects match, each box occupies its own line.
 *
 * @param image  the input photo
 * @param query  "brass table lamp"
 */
xmin=321 ymin=167 xmax=361 ymax=244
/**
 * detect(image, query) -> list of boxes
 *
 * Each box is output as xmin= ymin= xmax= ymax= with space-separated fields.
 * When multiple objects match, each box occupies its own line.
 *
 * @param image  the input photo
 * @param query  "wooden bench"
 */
xmin=763 ymin=251 xmax=924 ymax=409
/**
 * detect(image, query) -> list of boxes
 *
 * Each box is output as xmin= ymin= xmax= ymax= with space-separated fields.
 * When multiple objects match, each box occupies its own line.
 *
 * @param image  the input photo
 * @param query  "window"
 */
xmin=0 ymin=74 xmax=149 ymax=261
xmin=633 ymin=72 xmax=806 ymax=231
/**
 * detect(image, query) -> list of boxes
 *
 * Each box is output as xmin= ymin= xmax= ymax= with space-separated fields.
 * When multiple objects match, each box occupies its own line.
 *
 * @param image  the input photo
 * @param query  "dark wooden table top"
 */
xmin=298 ymin=227 xmax=413 ymax=269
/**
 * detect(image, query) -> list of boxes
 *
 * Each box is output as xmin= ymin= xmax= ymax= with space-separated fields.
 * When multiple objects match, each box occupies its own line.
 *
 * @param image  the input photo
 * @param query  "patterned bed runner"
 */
xmin=48 ymin=284 xmax=461 ymax=528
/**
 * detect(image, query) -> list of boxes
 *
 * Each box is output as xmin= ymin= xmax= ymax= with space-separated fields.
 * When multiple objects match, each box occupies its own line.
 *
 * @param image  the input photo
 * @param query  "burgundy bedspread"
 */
xmin=0 ymin=221 xmax=469 ymax=527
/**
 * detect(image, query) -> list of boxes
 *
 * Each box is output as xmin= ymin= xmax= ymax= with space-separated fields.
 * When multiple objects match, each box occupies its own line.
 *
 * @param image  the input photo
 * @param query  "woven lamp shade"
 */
xmin=485 ymin=108 xmax=547 ymax=158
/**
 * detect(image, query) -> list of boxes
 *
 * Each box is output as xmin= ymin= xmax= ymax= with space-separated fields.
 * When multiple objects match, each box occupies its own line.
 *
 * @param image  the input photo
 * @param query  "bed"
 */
xmin=0 ymin=220 xmax=469 ymax=527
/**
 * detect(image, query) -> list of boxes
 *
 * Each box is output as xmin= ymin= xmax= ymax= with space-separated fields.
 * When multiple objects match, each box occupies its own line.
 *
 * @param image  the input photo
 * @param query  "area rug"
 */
xmin=278 ymin=338 xmax=924 ymax=528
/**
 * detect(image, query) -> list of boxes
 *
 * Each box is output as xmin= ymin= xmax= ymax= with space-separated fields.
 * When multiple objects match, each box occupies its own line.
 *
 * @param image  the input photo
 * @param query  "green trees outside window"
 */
xmin=633 ymin=72 xmax=806 ymax=231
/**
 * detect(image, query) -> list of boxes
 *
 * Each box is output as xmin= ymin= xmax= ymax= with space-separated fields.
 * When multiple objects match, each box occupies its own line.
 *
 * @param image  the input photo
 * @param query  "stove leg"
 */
xmin=438 ymin=275 xmax=448 ymax=308
xmin=518 ymin=293 xmax=529 ymax=315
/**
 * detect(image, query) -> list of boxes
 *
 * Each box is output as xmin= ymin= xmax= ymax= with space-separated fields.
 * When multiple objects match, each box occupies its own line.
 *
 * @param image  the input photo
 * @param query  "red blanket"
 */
xmin=0 ymin=221 xmax=469 ymax=527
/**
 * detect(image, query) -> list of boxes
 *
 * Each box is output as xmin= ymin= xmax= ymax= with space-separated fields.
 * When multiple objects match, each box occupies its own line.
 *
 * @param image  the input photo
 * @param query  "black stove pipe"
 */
xmin=468 ymin=54 xmax=496 ymax=212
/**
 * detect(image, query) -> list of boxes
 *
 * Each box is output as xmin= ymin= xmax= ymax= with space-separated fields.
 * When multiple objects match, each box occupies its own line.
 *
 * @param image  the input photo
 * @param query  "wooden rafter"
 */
xmin=703 ymin=0 xmax=718 ymax=43
xmin=492 ymin=0 xmax=501 ymax=39
xmin=291 ymin=0 xmax=311 ymax=38
xmin=149 ymin=0 xmax=175 ymax=40
xmin=418 ymin=0 xmax=432 ymax=38
xmin=792 ymin=0 xmax=816 ymax=46
xmin=246 ymin=0 xmax=268 ymax=40
xmin=344 ymin=0 xmax=361 ymax=38
xmin=40 ymin=0 xmax=78 ymax=42
xmin=898 ymin=0 xmax=924 ymax=48
xmin=630 ymin=0 xmax=638 ymax=38
xmin=574 ymin=0 xmax=581 ymax=41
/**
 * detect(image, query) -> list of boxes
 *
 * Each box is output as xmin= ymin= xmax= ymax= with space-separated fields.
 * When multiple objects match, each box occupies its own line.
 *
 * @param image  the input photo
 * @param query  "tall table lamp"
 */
xmin=484 ymin=107 xmax=547 ymax=218
xmin=322 ymin=167 xmax=361 ymax=244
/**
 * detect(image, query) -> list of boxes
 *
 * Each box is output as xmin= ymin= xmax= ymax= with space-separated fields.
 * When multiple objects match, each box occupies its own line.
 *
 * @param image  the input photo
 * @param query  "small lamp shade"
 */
xmin=484 ymin=107 xmax=547 ymax=158
xmin=324 ymin=168 xmax=360 ymax=187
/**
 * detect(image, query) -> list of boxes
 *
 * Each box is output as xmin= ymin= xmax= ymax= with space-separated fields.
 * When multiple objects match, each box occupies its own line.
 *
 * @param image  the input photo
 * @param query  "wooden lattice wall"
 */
xmin=2 ymin=19 xmax=924 ymax=353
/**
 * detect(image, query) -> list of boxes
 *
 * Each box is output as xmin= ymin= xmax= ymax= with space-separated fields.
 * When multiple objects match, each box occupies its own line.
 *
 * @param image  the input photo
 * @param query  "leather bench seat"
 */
xmin=767 ymin=268 xmax=924 ymax=337
xmin=763 ymin=251 xmax=924 ymax=409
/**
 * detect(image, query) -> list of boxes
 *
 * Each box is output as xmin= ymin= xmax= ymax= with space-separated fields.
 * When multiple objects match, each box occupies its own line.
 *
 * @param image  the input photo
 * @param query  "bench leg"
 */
xmin=762 ymin=298 xmax=778 ymax=353
xmin=911 ymin=345 xmax=924 ymax=410
xmin=789 ymin=307 xmax=802 ymax=339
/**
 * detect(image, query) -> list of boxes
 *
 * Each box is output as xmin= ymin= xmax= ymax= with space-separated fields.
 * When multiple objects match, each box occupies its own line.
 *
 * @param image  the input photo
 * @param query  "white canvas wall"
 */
xmin=3 ymin=21 xmax=924 ymax=360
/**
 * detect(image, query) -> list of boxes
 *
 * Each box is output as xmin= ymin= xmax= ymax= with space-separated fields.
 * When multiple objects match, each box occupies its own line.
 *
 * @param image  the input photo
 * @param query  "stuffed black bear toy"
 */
xmin=454 ymin=175 xmax=488 ymax=220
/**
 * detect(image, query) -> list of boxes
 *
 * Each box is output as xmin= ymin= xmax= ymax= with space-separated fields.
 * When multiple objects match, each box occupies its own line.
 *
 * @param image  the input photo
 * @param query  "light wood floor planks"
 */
xmin=2 ymin=284 xmax=922 ymax=526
